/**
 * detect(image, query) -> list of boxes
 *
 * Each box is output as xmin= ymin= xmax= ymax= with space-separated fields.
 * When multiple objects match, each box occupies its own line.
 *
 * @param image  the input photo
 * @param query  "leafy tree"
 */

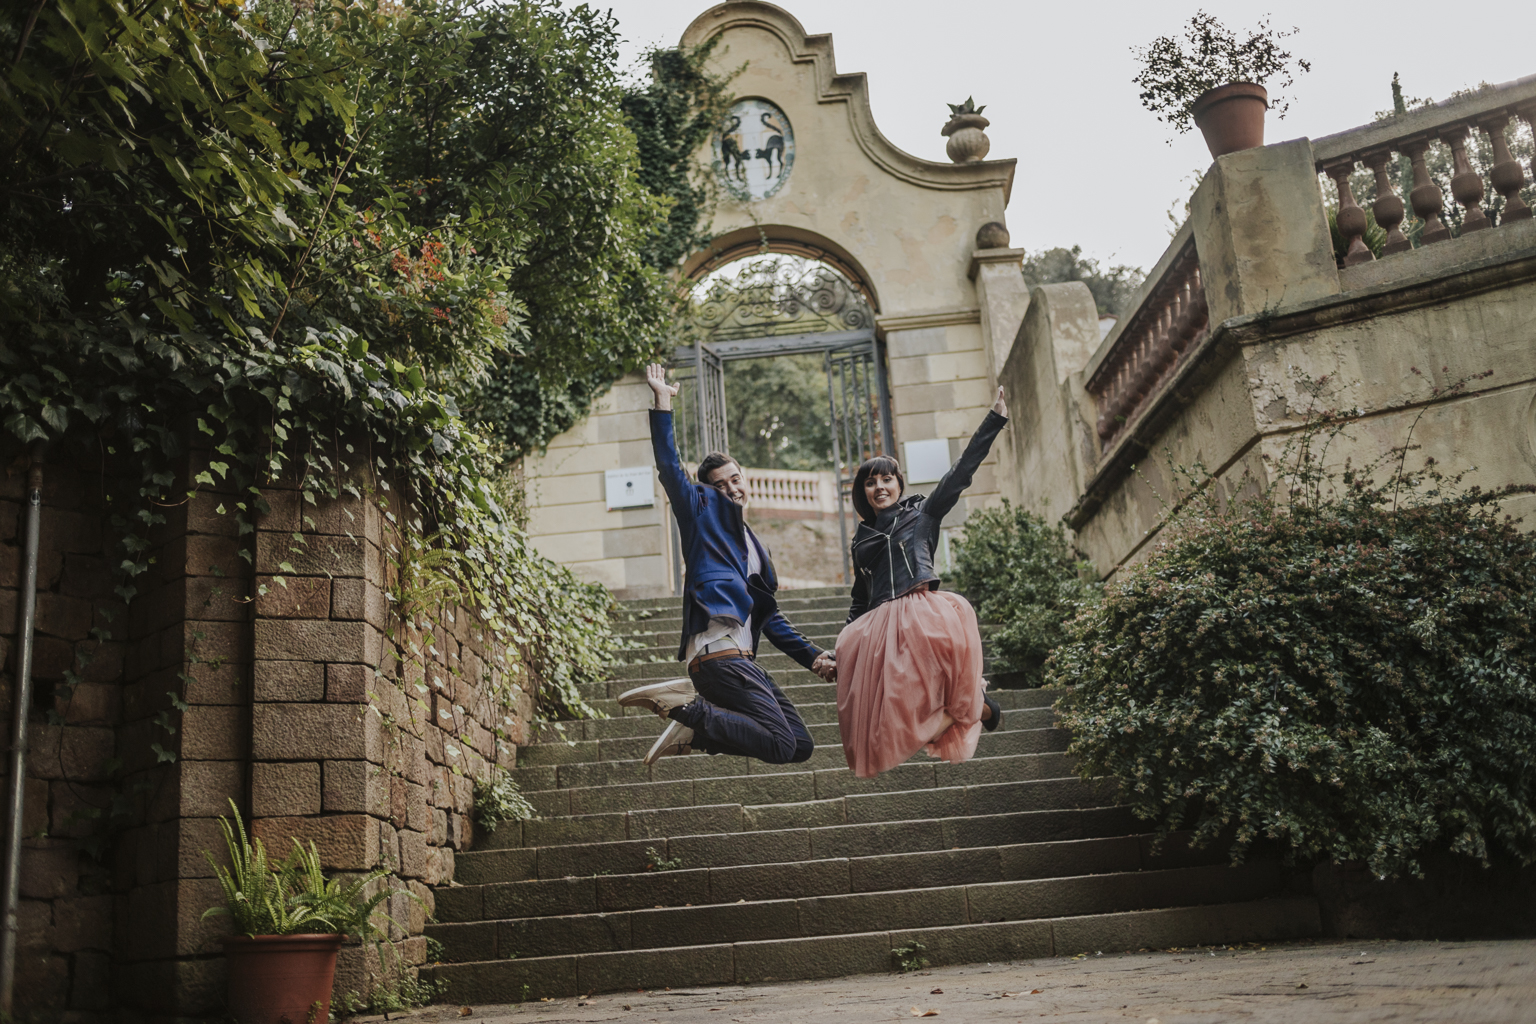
xmin=1 ymin=0 xmax=629 ymax=720
xmin=1022 ymin=247 xmax=1145 ymax=317
xmin=723 ymin=354 xmax=834 ymax=471
xmin=948 ymin=502 xmax=1100 ymax=684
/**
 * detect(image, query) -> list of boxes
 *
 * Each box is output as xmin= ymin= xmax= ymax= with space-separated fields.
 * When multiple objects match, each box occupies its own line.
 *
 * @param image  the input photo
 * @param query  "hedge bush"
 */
xmin=1049 ymin=417 xmax=1536 ymax=877
xmin=949 ymin=501 xmax=1100 ymax=684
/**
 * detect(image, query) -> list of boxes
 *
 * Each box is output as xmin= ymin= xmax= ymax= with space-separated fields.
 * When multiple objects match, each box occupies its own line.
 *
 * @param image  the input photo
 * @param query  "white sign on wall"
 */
xmin=605 ymin=467 xmax=655 ymax=510
xmin=903 ymin=438 xmax=952 ymax=484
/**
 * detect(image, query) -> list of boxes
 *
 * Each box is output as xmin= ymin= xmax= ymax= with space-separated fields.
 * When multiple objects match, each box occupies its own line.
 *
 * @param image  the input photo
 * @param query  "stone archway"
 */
xmin=523 ymin=1 xmax=1031 ymax=598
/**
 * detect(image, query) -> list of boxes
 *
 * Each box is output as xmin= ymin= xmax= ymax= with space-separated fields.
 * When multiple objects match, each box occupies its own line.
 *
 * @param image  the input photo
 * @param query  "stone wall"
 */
xmin=0 ymin=447 xmax=532 ymax=1021
xmin=998 ymin=135 xmax=1536 ymax=576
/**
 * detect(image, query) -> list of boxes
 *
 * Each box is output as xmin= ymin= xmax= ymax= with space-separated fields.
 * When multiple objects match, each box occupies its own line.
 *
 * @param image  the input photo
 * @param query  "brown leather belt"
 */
xmin=688 ymin=648 xmax=753 ymax=674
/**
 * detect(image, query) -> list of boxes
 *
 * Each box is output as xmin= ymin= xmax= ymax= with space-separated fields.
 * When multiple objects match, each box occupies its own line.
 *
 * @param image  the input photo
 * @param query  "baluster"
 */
xmin=1442 ymin=125 xmax=1490 ymax=231
xmin=1522 ymin=107 xmax=1536 ymax=194
xmin=1326 ymin=161 xmax=1375 ymax=266
xmin=1171 ymin=279 xmax=1195 ymax=353
xmin=1481 ymin=114 xmax=1531 ymax=222
xmin=1401 ymin=141 xmax=1450 ymax=244
xmin=1363 ymin=150 xmax=1411 ymax=254
xmin=1188 ymin=268 xmax=1209 ymax=338
xmin=1151 ymin=304 xmax=1176 ymax=376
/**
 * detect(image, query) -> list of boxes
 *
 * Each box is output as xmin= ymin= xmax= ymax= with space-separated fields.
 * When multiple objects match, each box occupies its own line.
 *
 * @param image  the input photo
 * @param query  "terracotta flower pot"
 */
xmin=1191 ymin=82 xmax=1268 ymax=159
xmin=223 ymin=933 xmax=345 ymax=1024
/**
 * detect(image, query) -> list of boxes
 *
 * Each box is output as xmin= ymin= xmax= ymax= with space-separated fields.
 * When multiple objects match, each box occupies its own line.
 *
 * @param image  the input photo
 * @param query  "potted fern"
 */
xmin=1132 ymin=11 xmax=1310 ymax=158
xmin=203 ymin=801 xmax=410 ymax=1024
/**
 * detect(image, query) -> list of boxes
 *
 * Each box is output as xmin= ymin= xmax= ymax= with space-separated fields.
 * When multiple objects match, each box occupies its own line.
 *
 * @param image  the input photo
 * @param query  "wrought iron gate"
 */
xmin=669 ymin=342 xmax=727 ymax=466
xmin=826 ymin=342 xmax=894 ymax=582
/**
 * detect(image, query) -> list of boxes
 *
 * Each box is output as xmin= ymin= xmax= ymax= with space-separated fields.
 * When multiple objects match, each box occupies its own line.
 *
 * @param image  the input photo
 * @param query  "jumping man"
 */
xmin=618 ymin=363 xmax=835 ymax=766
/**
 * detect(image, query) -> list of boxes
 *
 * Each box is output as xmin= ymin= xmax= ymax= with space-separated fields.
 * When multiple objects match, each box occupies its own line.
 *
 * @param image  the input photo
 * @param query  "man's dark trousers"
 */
xmin=671 ymin=653 xmax=813 ymax=764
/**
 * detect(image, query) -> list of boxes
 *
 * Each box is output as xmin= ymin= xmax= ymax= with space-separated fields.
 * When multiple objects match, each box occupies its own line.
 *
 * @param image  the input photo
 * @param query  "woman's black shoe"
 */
xmin=982 ymin=693 xmax=1003 ymax=732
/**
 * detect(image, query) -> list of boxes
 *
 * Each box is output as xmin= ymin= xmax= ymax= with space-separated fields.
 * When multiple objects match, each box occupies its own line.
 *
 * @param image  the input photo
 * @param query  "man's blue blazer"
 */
xmin=650 ymin=409 xmax=823 ymax=671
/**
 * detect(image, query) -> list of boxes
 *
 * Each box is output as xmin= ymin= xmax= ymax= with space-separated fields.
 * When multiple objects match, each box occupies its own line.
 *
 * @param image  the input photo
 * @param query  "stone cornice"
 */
xmin=875 ymin=306 xmax=981 ymax=332
xmin=682 ymin=2 xmax=1016 ymax=203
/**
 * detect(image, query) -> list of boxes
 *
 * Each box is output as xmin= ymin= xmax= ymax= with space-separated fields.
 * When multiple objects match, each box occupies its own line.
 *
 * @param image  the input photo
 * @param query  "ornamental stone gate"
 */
xmin=522 ymin=1 xmax=1030 ymax=597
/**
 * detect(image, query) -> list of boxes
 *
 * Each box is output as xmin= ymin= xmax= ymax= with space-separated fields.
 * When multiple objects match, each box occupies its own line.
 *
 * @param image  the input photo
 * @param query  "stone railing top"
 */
xmin=1312 ymin=73 xmax=1536 ymax=165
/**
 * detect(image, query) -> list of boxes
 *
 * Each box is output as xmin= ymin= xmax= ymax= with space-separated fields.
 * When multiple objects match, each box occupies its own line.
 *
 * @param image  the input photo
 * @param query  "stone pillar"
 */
xmin=1189 ymin=137 xmax=1341 ymax=325
xmin=968 ymin=222 xmax=1030 ymax=386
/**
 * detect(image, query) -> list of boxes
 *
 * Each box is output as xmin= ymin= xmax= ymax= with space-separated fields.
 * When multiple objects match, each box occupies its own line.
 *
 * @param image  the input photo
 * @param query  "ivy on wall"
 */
xmin=0 ymin=0 xmax=705 ymax=721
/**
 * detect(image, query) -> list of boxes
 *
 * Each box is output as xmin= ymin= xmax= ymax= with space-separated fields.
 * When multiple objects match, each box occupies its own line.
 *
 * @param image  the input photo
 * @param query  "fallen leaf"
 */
xmin=623 ymin=1005 xmax=632 ymax=1011
xmin=459 ymin=1009 xmax=473 ymax=1018
xmin=911 ymin=1009 xmax=939 ymax=1017
xmin=930 ymin=988 xmax=944 ymax=995
xmin=1296 ymin=983 xmax=1308 ymax=989
xmin=1031 ymin=989 xmax=1043 ymax=995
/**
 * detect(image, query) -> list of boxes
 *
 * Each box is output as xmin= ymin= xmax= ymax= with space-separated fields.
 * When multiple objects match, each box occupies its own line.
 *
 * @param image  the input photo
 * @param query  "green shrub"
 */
xmin=473 ymin=769 xmax=538 ymax=833
xmin=203 ymin=800 xmax=409 ymax=938
xmin=1049 ymin=399 xmax=1536 ymax=877
xmin=949 ymin=501 xmax=1101 ymax=683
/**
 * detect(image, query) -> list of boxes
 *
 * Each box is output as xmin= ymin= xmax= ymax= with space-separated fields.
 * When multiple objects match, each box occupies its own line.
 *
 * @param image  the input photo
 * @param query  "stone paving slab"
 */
xmin=356 ymin=938 xmax=1536 ymax=1023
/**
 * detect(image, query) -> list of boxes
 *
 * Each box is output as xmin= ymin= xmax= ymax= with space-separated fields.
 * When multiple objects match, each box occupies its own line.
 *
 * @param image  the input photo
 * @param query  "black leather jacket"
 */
xmin=846 ymin=410 xmax=1008 ymax=623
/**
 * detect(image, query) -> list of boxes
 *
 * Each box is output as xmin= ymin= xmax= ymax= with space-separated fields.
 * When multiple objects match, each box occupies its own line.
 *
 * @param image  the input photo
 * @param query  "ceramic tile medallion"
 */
xmin=714 ymin=98 xmax=794 ymax=201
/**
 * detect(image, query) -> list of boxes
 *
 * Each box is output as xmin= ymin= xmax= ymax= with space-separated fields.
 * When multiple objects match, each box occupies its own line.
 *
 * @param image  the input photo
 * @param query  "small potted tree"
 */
xmin=1132 ymin=11 xmax=1311 ymax=158
xmin=203 ymin=801 xmax=410 ymax=1023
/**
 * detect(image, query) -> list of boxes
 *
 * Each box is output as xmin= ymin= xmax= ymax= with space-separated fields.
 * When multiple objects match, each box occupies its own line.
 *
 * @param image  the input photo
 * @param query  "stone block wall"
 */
xmin=0 ymin=447 xmax=533 ymax=1021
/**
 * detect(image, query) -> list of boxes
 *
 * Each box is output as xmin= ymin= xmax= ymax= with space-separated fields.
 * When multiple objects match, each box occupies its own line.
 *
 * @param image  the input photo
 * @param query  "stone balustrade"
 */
xmin=743 ymin=466 xmax=842 ymax=517
xmin=1314 ymin=74 xmax=1536 ymax=265
xmin=1084 ymin=235 xmax=1208 ymax=449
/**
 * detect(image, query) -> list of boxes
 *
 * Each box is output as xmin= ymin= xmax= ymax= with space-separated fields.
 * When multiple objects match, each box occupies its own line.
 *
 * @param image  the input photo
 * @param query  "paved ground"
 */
xmin=355 ymin=938 xmax=1536 ymax=1023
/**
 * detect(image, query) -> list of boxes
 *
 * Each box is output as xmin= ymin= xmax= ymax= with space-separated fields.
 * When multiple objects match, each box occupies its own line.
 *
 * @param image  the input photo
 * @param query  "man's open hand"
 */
xmin=646 ymin=363 xmax=679 ymax=410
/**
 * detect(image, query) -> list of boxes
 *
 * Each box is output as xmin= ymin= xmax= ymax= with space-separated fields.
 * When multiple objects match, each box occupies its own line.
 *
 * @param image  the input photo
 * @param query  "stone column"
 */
xmin=1189 ymin=137 xmax=1341 ymax=325
xmin=968 ymin=221 xmax=1030 ymax=386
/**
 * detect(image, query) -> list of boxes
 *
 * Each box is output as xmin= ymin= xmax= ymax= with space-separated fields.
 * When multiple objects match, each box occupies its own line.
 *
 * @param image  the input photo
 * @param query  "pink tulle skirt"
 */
xmin=834 ymin=587 xmax=987 ymax=778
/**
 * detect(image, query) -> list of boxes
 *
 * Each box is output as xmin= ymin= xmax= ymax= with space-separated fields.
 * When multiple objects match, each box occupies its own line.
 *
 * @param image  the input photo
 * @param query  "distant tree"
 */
xmin=1021 ymin=248 xmax=1146 ymax=317
xmin=724 ymin=354 xmax=834 ymax=471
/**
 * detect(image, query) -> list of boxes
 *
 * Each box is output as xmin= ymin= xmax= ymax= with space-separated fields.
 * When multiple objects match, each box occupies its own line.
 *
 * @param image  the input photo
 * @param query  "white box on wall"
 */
xmin=903 ymin=438 xmax=951 ymax=484
xmin=605 ymin=467 xmax=655 ymax=510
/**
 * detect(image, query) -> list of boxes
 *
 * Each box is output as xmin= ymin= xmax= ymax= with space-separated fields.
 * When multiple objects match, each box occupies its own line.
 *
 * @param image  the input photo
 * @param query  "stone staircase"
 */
xmin=422 ymin=587 xmax=1320 ymax=1001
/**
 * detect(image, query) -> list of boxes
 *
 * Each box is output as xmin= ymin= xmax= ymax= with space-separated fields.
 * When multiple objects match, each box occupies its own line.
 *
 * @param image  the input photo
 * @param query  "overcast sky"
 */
xmin=580 ymin=0 xmax=1529 ymax=274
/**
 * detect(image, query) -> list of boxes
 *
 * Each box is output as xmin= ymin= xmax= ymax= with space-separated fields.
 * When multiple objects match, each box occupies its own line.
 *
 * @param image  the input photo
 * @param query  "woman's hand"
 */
xmin=991 ymin=385 xmax=1008 ymax=418
xmin=646 ymin=363 xmax=679 ymax=411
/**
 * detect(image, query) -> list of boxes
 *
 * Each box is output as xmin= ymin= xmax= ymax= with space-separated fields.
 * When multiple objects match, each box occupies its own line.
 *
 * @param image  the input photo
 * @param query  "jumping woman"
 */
xmin=822 ymin=388 xmax=1009 ymax=778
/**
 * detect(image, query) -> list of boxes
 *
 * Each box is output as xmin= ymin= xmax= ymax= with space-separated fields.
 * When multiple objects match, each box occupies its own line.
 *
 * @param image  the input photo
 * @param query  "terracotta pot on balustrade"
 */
xmin=1191 ymin=82 xmax=1268 ymax=159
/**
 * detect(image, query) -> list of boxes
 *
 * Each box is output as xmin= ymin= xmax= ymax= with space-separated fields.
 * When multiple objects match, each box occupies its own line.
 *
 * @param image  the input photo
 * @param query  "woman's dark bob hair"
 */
xmin=851 ymin=455 xmax=904 ymax=523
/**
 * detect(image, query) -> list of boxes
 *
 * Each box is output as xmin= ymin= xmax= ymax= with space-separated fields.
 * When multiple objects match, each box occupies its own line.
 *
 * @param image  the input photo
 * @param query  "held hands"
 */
xmin=812 ymin=651 xmax=837 ymax=683
xmin=991 ymin=385 xmax=1008 ymax=419
xmin=646 ymin=363 xmax=679 ymax=411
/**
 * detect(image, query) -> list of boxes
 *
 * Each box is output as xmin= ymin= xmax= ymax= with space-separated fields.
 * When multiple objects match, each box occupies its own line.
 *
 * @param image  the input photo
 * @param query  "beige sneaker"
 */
xmin=643 ymin=720 xmax=694 ymax=765
xmin=618 ymin=678 xmax=696 ymax=717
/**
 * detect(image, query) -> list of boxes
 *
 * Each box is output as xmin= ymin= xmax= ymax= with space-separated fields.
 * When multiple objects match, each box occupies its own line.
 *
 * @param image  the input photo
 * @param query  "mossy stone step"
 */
xmin=420 ymin=896 xmax=1319 ymax=1001
xmin=425 ymin=860 xmax=1288 ymax=961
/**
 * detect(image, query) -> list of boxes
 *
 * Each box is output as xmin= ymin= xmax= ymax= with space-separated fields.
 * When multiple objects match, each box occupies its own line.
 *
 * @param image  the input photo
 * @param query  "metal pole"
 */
xmin=825 ymin=351 xmax=851 ymax=585
xmin=0 ymin=456 xmax=43 ymax=1015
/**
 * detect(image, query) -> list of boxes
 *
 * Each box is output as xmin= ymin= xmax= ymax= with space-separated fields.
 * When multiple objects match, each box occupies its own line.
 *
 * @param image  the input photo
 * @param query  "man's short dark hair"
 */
xmin=697 ymin=452 xmax=740 ymax=486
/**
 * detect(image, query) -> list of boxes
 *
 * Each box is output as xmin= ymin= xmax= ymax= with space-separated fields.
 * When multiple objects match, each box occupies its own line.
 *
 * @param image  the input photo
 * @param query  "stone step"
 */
xmin=517 ymin=712 xmax=1062 ymax=769
xmin=425 ymin=859 xmax=1292 ymax=962
xmin=476 ymin=776 xmax=1119 ymax=851
xmin=547 ymin=686 xmax=1055 ymax=738
xmin=518 ymin=751 xmax=1077 ymax=816
xmin=515 ymin=729 xmax=1074 ymax=794
xmin=444 ymin=829 xmax=1232 ymax=914
xmin=421 ymin=896 xmax=1320 ymax=1001
xmin=457 ymin=804 xmax=1146 ymax=884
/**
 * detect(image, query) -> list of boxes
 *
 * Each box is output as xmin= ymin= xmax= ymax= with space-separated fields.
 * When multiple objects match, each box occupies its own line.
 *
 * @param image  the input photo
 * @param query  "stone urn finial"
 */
xmin=942 ymin=96 xmax=991 ymax=163
xmin=975 ymin=221 xmax=1010 ymax=249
